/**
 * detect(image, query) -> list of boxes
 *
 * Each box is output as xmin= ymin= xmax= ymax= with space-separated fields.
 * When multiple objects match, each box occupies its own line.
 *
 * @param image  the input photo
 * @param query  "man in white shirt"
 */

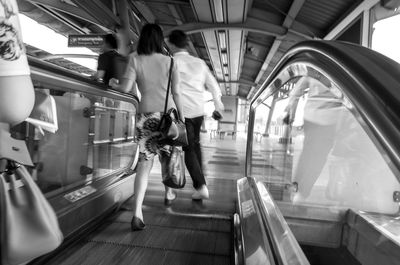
xmin=168 ymin=30 xmax=224 ymax=200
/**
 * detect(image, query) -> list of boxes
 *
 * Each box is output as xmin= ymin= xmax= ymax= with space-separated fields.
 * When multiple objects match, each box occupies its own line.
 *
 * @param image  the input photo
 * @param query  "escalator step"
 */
xmin=47 ymin=241 xmax=229 ymax=265
xmin=116 ymin=211 xmax=231 ymax=233
xmin=45 ymin=209 xmax=232 ymax=265
xmin=88 ymin=221 xmax=230 ymax=256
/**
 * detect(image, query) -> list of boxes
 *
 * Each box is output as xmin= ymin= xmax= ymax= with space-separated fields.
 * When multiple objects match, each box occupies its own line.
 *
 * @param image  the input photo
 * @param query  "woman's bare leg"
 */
xmin=132 ymin=157 xmax=154 ymax=221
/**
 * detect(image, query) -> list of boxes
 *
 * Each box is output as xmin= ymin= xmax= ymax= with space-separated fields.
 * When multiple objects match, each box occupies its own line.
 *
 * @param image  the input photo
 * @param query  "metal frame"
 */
xmin=27 ymin=0 xmax=101 ymax=31
xmin=71 ymin=0 xmax=121 ymax=30
xmin=164 ymin=21 xmax=287 ymax=37
xmin=324 ymin=0 xmax=379 ymax=41
xmin=236 ymin=177 xmax=310 ymax=265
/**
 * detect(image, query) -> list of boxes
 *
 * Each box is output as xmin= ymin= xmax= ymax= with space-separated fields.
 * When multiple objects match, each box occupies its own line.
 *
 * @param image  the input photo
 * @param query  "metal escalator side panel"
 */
xmin=237 ymin=177 xmax=276 ymax=265
xmin=251 ymin=178 xmax=310 ymax=265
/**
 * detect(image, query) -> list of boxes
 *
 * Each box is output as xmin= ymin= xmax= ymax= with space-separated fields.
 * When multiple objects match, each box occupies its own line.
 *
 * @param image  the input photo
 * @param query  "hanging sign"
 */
xmin=68 ymin=34 xmax=104 ymax=48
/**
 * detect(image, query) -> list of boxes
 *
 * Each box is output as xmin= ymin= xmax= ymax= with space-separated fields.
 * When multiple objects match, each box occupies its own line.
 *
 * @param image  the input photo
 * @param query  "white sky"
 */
xmin=371 ymin=14 xmax=400 ymax=64
xmin=19 ymin=14 xmax=98 ymax=71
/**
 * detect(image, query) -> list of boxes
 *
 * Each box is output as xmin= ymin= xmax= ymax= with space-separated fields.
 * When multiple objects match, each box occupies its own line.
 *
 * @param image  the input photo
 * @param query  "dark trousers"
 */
xmin=183 ymin=116 xmax=205 ymax=189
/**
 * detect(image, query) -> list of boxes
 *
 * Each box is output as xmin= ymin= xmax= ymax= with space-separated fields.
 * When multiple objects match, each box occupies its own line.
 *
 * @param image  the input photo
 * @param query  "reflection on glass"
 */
xmin=11 ymin=87 xmax=137 ymax=195
xmin=250 ymin=64 xmax=400 ymax=215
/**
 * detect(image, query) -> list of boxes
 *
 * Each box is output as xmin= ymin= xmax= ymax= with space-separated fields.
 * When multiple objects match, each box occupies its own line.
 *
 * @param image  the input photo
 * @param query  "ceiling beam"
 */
xmin=246 ymin=36 xmax=271 ymax=47
xmin=248 ymin=8 xmax=282 ymax=24
xmin=130 ymin=0 xmax=156 ymax=23
xmin=28 ymin=0 xmax=100 ymax=27
xmin=29 ymin=2 xmax=90 ymax=34
xmin=244 ymin=53 xmax=265 ymax=63
xmin=72 ymin=0 xmax=121 ymax=30
xmin=218 ymin=80 xmax=257 ymax=87
xmin=164 ymin=21 xmax=287 ymax=37
xmin=247 ymin=0 xmax=306 ymax=100
xmin=324 ymin=0 xmax=379 ymax=40
xmin=132 ymin=0 xmax=190 ymax=5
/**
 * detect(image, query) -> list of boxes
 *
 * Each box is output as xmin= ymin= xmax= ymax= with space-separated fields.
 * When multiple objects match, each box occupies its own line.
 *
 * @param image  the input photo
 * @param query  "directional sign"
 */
xmin=68 ymin=34 xmax=104 ymax=48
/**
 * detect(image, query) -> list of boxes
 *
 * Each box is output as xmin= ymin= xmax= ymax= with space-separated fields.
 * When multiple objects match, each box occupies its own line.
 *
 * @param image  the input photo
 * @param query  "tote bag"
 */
xmin=0 ymin=163 xmax=63 ymax=265
xmin=160 ymin=147 xmax=186 ymax=189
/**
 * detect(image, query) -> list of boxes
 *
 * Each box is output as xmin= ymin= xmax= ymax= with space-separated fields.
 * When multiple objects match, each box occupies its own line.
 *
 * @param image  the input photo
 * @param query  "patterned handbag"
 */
xmin=158 ymin=58 xmax=188 ymax=147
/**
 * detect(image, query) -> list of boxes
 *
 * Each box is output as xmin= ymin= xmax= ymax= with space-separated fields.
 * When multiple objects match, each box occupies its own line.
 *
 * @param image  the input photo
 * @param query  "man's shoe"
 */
xmin=192 ymin=185 xmax=209 ymax=200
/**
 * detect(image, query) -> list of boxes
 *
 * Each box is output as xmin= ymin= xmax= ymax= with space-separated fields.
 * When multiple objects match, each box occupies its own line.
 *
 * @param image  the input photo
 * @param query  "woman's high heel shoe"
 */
xmin=131 ymin=216 xmax=146 ymax=231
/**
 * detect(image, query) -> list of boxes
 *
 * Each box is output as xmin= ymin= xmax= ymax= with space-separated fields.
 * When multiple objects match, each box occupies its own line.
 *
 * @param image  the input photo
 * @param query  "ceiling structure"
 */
xmin=17 ymin=0 xmax=364 ymax=100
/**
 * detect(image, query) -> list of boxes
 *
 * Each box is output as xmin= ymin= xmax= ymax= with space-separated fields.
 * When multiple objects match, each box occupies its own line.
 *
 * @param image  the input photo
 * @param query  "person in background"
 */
xmin=167 ymin=29 xmax=224 ymax=200
xmin=283 ymin=70 xmax=341 ymax=201
xmin=93 ymin=34 xmax=125 ymax=87
xmin=110 ymin=24 xmax=183 ymax=231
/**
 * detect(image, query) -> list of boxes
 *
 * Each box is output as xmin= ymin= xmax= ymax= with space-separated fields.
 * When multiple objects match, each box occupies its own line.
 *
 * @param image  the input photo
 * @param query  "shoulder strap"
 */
xmin=163 ymin=57 xmax=174 ymax=114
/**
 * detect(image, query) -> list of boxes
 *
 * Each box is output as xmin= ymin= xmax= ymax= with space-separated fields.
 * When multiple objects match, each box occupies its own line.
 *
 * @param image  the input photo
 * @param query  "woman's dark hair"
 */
xmin=137 ymin=24 xmax=164 ymax=55
xmin=103 ymin=34 xmax=118 ymax=50
xmin=168 ymin=30 xmax=188 ymax=49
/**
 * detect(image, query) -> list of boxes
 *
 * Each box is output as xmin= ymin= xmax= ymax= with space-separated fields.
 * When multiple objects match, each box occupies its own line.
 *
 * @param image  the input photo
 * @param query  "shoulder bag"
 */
xmin=158 ymin=58 xmax=188 ymax=147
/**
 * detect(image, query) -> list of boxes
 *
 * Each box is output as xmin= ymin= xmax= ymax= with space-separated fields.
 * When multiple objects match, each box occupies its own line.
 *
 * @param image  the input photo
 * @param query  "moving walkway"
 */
xmin=17 ymin=40 xmax=400 ymax=265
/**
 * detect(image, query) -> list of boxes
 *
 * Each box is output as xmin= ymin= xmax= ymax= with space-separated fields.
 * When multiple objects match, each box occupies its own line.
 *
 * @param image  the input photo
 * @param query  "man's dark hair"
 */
xmin=168 ymin=30 xmax=188 ymax=49
xmin=103 ymin=34 xmax=118 ymax=50
xmin=137 ymin=24 xmax=164 ymax=55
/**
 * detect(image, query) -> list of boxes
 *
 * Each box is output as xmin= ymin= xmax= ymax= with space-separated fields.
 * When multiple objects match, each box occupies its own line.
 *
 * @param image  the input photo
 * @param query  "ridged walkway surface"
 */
xmin=41 ymin=133 xmax=247 ymax=265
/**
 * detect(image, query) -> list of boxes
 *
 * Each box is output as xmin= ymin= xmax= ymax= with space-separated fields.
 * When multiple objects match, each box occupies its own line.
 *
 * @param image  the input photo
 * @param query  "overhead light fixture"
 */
xmin=223 ymin=66 xmax=229 ymax=75
xmin=221 ymin=53 xmax=228 ymax=65
xmin=218 ymin=31 xmax=226 ymax=50
xmin=213 ymin=0 xmax=224 ymax=23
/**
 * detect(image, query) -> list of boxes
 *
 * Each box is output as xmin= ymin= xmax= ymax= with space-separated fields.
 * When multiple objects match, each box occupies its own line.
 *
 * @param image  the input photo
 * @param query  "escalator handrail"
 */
xmin=28 ymin=55 xmax=139 ymax=104
xmin=237 ymin=177 xmax=310 ymax=265
xmin=247 ymin=40 xmax=400 ymax=180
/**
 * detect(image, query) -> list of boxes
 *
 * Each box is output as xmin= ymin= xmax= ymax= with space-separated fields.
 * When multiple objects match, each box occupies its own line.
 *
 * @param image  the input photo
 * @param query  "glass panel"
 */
xmin=11 ymin=86 xmax=137 ymax=195
xmin=250 ymin=63 xmax=400 ymax=214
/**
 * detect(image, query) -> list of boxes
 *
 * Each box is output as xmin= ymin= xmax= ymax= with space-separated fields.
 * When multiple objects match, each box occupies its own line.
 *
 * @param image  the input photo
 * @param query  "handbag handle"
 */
xmin=167 ymin=108 xmax=180 ymax=120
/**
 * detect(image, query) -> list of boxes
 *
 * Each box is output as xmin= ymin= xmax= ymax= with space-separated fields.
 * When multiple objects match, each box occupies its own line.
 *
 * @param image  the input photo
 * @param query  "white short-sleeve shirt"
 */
xmin=123 ymin=53 xmax=180 ymax=113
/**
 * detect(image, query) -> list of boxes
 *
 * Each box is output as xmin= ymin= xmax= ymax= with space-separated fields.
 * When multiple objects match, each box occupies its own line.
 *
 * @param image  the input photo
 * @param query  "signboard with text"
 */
xmin=68 ymin=34 xmax=104 ymax=48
